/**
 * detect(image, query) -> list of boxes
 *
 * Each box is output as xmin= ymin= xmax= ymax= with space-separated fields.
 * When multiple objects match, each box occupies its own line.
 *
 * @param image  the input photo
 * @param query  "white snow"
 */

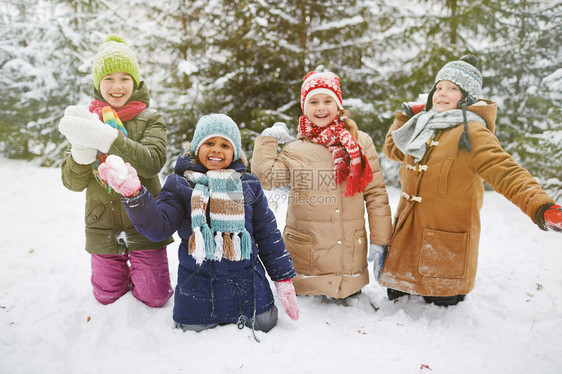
xmin=1 ymin=158 xmax=561 ymax=374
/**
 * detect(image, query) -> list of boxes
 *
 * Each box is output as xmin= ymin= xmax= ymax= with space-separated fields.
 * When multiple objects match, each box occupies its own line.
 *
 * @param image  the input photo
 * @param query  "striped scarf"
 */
xmin=89 ymin=99 xmax=146 ymax=122
xmin=298 ymin=116 xmax=373 ymax=197
xmin=91 ymin=107 xmax=129 ymax=191
xmin=185 ymin=169 xmax=252 ymax=264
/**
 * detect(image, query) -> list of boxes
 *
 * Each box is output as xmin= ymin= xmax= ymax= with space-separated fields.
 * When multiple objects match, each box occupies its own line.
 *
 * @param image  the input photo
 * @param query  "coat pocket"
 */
xmin=85 ymin=201 xmax=106 ymax=228
xmin=418 ymin=228 xmax=467 ymax=279
xmin=283 ymin=225 xmax=313 ymax=274
xmin=351 ymin=228 xmax=368 ymax=273
xmin=437 ymin=157 xmax=453 ymax=196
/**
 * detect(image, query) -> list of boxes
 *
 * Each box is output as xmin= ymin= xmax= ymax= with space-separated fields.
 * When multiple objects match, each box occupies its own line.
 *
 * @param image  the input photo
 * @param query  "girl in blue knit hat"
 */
xmin=380 ymin=55 xmax=562 ymax=306
xmin=58 ymin=34 xmax=173 ymax=307
xmin=98 ymin=113 xmax=299 ymax=336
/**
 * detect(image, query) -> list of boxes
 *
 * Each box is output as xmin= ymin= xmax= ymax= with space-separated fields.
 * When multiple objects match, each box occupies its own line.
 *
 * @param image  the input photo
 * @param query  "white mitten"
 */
xmin=64 ymin=105 xmax=98 ymax=120
xmin=70 ymin=144 xmax=97 ymax=165
xmin=59 ymin=115 xmax=118 ymax=153
xmin=261 ymin=122 xmax=294 ymax=144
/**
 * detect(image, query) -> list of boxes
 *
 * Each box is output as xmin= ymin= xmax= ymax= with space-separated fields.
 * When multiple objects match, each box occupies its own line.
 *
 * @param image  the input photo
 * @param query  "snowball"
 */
xmin=105 ymin=154 xmax=128 ymax=184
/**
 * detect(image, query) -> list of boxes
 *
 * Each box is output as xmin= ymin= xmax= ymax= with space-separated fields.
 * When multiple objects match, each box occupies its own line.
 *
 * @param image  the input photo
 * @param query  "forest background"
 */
xmin=1 ymin=0 xmax=561 ymax=198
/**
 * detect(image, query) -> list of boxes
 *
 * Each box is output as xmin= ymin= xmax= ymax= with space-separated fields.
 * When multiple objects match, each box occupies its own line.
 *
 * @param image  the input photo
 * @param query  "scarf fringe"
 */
xmin=345 ymin=155 xmax=373 ymax=197
xmin=214 ymin=232 xmax=224 ymax=261
xmin=189 ymin=227 xmax=207 ymax=265
xmin=241 ymin=230 xmax=252 ymax=260
xmin=223 ymin=232 xmax=235 ymax=260
xmin=232 ymin=234 xmax=241 ymax=261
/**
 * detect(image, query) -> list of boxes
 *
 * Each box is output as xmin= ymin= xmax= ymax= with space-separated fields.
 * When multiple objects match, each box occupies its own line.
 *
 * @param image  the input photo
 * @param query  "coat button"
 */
xmin=335 ymin=208 xmax=340 ymax=213
xmin=337 ymin=240 xmax=342 ymax=245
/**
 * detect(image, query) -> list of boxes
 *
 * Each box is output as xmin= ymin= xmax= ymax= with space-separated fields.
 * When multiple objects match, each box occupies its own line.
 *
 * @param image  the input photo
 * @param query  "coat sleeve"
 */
xmin=247 ymin=177 xmax=296 ymax=281
xmin=109 ymin=111 xmax=168 ymax=179
xmin=383 ymin=112 xmax=410 ymax=162
xmin=251 ymin=135 xmax=292 ymax=190
xmin=466 ymin=123 xmax=555 ymax=223
xmin=120 ymin=174 xmax=189 ymax=241
xmin=359 ymin=132 xmax=393 ymax=245
xmin=60 ymin=151 xmax=93 ymax=192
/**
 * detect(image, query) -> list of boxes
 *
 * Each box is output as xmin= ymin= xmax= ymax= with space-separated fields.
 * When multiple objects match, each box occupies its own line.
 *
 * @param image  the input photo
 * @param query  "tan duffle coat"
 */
xmin=252 ymin=131 xmax=393 ymax=298
xmin=380 ymin=100 xmax=555 ymax=297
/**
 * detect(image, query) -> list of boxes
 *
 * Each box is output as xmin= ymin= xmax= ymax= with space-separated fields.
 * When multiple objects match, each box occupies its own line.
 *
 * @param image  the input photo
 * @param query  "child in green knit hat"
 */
xmin=58 ymin=34 xmax=173 ymax=307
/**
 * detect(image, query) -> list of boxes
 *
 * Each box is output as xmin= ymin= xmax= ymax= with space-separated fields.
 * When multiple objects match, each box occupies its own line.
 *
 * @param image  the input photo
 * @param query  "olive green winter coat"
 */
xmin=380 ymin=100 xmax=555 ymax=297
xmin=61 ymin=83 xmax=173 ymax=255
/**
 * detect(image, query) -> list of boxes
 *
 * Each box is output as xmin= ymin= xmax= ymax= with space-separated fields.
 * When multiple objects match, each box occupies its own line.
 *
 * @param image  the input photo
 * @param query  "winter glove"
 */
xmin=368 ymin=244 xmax=388 ymax=280
xmin=98 ymin=155 xmax=141 ymax=197
xmin=58 ymin=106 xmax=118 ymax=153
xmin=261 ymin=122 xmax=294 ymax=144
xmin=401 ymin=102 xmax=426 ymax=117
xmin=537 ymin=203 xmax=562 ymax=232
xmin=70 ymin=144 xmax=97 ymax=165
xmin=274 ymin=279 xmax=299 ymax=320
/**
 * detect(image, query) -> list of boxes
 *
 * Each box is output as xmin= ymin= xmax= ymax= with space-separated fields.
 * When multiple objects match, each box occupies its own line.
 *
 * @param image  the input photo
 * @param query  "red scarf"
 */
xmin=298 ymin=116 xmax=373 ymax=197
xmin=89 ymin=99 xmax=146 ymax=122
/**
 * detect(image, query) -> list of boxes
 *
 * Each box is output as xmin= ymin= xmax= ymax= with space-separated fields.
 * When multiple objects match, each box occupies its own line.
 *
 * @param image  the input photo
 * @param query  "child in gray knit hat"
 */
xmin=380 ymin=55 xmax=562 ymax=306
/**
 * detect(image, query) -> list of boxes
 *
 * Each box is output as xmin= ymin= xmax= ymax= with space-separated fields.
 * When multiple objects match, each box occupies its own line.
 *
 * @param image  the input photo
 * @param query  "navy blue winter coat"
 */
xmin=120 ymin=153 xmax=295 ymax=325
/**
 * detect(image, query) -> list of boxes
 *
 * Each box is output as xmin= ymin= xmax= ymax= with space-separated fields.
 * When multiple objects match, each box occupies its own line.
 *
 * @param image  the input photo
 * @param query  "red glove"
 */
xmin=401 ymin=102 xmax=426 ymax=117
xmin=411 ymin=103 xmax=426 ymax=115
xmin=274 ymin=279 xmax=299 ymax=320
xmin=98 ymin=155 xmax=141 ymax=197
xmin=544 ymin=204 xmax=562 ymax=231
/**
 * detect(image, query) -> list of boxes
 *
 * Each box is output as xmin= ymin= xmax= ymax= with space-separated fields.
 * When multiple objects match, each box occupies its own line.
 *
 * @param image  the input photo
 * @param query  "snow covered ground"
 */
xmin=1 ymin=158 xmax=561 ymax=374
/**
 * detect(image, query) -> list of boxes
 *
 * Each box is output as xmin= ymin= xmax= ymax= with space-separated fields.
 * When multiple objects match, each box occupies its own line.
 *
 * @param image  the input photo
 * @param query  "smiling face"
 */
xmin=304 ymin=93 xmax=340 ymax=128
xmin=197 ymin=136 xmax=235 ymax=170
xmin=432 ymin=80 xmax=464 ymax=113
xmin=99 ymin=71 xmax=135 ymax=109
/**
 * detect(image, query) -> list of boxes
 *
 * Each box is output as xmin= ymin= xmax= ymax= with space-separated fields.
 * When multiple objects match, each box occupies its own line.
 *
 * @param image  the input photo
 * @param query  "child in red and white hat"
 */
xmin=252 ymin=71 xmax=393 ymax=300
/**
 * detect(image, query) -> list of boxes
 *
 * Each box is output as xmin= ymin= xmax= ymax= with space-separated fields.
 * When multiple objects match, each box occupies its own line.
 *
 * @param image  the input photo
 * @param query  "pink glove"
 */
xmin=98 ymin=155 xmax=141 ymax=197
xmin=275 ymin=279 xmax=299 ymax=320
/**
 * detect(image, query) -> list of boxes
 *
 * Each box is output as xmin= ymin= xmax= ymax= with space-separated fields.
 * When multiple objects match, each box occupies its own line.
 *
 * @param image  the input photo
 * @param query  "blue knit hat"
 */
xmin=191 ymin=114 xmax=242 ymax=160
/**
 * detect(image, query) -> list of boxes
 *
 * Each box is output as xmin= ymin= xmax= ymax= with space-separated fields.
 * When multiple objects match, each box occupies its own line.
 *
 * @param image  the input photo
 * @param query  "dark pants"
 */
xmin=176 ymin=305 xmax=279 ymax=333
xmin=387 ymin=288 xmax=465 ymax=306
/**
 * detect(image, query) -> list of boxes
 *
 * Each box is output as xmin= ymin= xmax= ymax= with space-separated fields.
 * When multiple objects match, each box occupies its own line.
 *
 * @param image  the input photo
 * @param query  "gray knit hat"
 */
xmin=426 ymin=55 xmax=482 ymax=110
xmin=425 ymin=55 xmax=483 ymax=153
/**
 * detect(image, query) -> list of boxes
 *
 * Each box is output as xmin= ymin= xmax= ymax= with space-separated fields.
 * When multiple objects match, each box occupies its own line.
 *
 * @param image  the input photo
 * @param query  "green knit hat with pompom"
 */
xmin=92 ymin=34 xmax=140 ymax=90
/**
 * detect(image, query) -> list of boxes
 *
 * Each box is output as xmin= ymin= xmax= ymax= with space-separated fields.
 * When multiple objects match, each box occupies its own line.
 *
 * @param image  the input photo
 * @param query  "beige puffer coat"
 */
xmin=380 ymin=100 xmax=555 ymax=297
xmin=252 ymin=131 xmax=393 ymax=298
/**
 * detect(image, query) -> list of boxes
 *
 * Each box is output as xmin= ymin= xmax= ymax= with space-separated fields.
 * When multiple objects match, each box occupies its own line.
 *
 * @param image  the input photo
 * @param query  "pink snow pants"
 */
xmin=91 ymin=247 xmax=173 ymax=307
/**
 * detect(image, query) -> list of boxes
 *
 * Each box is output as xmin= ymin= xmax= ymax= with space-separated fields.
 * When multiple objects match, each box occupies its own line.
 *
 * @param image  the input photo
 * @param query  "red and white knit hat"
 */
xmin=300 ymin=71 xmax=344 ymax=114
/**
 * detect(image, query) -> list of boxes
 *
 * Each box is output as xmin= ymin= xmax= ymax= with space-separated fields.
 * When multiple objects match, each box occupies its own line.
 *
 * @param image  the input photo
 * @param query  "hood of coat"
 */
xmin=467 ymin=99 xmax=497 ymax=133
xmin=93 ymin=80 xmax=150 ymax=107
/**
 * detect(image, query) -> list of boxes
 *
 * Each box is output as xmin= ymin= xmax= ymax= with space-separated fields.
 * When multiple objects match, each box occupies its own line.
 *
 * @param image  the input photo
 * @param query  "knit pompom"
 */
xmin=460 ymin=54 xmax=478 ymax=68
xmin=105 ymin=34 xmax=127 ymax=44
